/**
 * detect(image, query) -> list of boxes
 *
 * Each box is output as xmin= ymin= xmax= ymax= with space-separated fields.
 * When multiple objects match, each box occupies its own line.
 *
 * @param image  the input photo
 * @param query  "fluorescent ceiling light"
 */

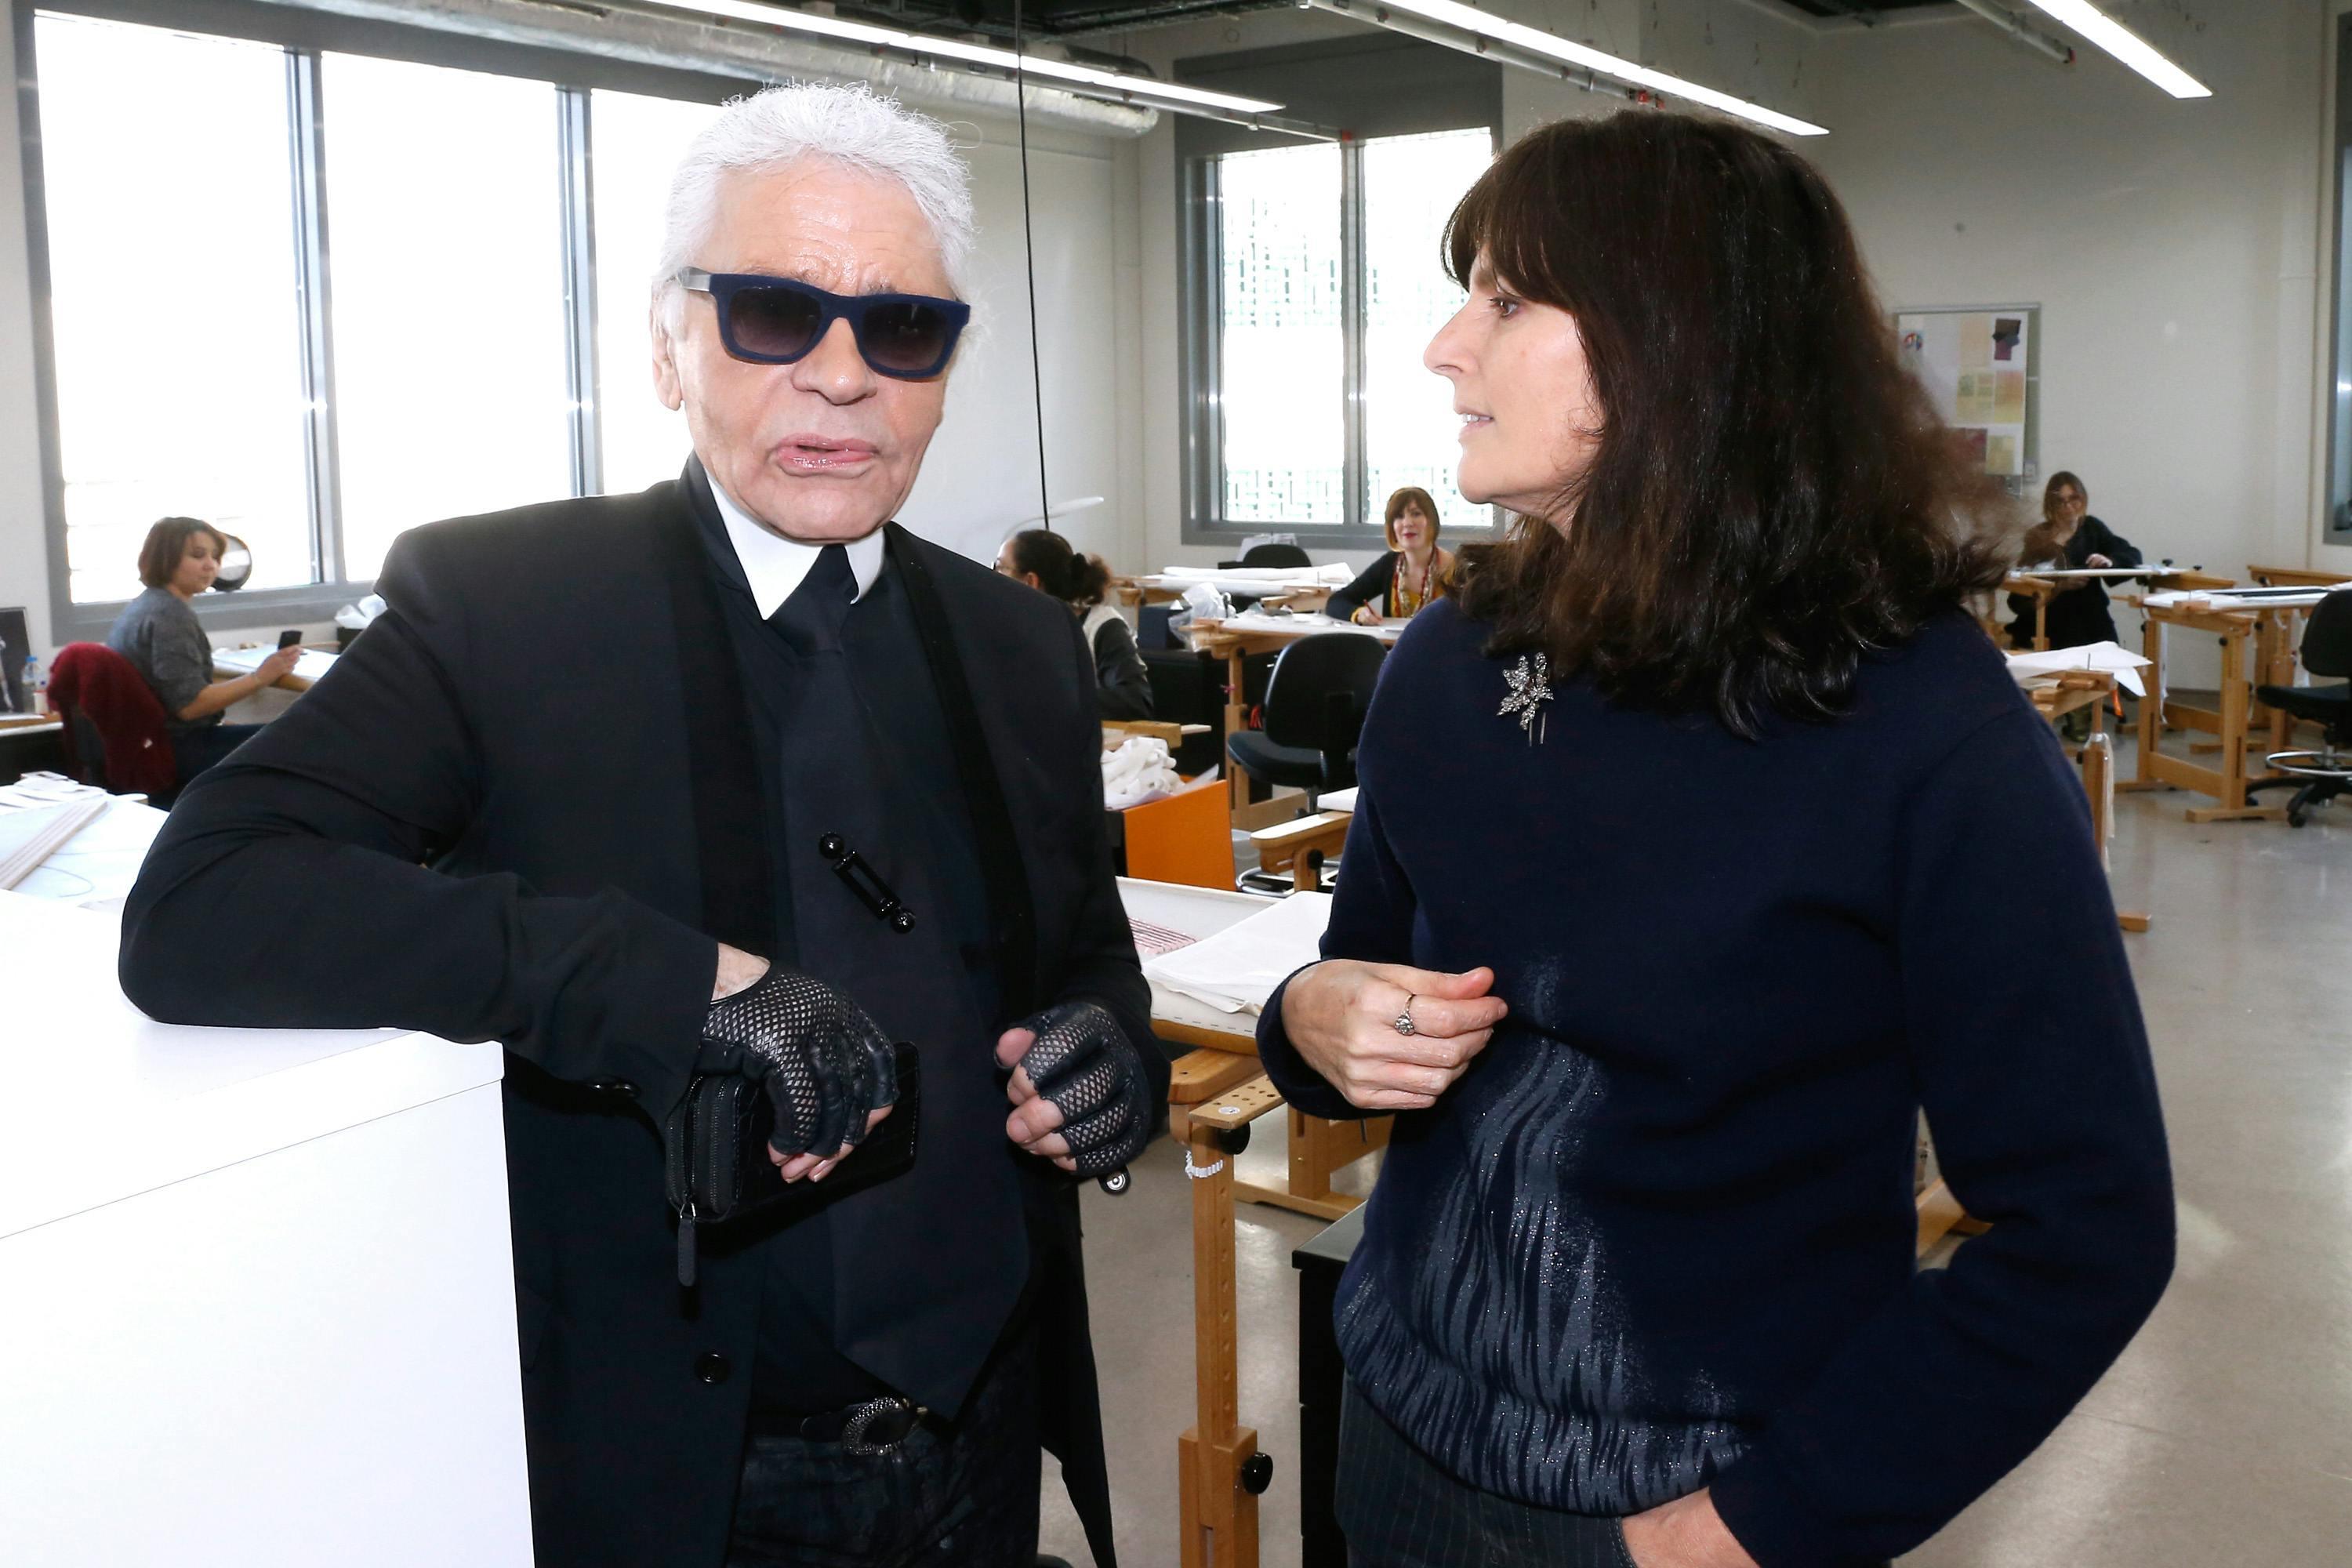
xmin=642 ymin=0 xmax=1287 ymax=115
xmin=1356 ymin=0 xmax=1826 ymax=137
xmin=2021 ymin=0 xmax=2210 ymax=98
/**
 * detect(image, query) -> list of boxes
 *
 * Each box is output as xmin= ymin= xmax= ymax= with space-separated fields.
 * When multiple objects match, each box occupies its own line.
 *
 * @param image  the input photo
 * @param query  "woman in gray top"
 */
xmin=107 ymin=517 xmax=299 ymax=785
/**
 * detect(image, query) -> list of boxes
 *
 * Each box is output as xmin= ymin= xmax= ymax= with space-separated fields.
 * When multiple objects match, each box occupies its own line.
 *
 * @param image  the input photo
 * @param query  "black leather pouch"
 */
xmin=663 ymin=1040 xmax=921 ymax=1287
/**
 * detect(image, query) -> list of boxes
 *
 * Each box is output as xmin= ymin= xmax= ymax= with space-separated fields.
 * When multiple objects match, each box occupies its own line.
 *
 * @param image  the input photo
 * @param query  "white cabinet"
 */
xmin=0 ymin=891 xmax=532 ymax=1566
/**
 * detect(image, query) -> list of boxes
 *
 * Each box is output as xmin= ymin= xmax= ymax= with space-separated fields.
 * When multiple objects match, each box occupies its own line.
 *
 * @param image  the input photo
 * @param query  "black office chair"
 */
xmin=1226 ymin=632 xmax=1386 ymax=815
xmin=1213 ymin=544 xmax=1314 ymax=612
xmin=1240 ymin=543 xmax=1312 ymax=569
xmin=2248 ymin=587 xmax=2352 ymax=828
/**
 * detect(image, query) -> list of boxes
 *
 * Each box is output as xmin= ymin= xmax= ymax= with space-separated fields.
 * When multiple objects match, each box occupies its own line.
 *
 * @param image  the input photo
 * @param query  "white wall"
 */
xmin=898 ymin=122 xmax=1142 ymax=572
xmin=1126 ymin=0 xmax=2343 ymax=684
xmin=0 ymin=27 xmax=1142 ymax=666
xmin=1806 ymin=2 xmax=2336 ymax=588
xmin=1130 ymin=0 xmax=1827 ymax=579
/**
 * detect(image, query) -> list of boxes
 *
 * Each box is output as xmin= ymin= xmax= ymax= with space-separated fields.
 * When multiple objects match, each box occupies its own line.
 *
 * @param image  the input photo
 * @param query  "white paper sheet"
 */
xmin=1141 ymin=891 xmax=1332 ymax=1014
xmin=2005 ymin=641 xmax=2154 ymax=697
xmin=1215 ymin=612 xmax=1405 ymax=644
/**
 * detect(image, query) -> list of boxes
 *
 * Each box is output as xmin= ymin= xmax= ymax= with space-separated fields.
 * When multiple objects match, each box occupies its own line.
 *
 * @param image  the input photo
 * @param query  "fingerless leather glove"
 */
xmin=1009 ymin=1000 xmax=1155 ymax=1178
xmin=700 ymin=967 xmax=898 ymax=1160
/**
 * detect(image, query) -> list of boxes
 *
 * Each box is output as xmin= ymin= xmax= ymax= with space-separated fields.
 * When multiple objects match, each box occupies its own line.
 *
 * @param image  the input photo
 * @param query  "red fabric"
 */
xmin=48 ymin=642 xmax=178 ymax=797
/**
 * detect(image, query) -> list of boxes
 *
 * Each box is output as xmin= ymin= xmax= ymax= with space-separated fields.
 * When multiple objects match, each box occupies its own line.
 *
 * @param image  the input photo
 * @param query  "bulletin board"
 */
xmin=1896 ymin=305 xmax=2041 ymax=488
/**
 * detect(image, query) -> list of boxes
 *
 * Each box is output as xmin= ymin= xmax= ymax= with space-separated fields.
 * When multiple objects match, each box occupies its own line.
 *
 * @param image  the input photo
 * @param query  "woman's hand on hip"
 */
xmin=1278 ymin=960 xmax=1506 ymax=1110
xmin=1619 ymin=1489 xmax=1759 ymax=1568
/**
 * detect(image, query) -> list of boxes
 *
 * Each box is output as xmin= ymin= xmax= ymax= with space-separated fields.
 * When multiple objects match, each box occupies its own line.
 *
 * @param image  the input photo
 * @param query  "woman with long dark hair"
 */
xmin=996 ymin=528 xmax=1154 ymax=720
xmin=1258 ymin=113 xmax=2173 ymax=1568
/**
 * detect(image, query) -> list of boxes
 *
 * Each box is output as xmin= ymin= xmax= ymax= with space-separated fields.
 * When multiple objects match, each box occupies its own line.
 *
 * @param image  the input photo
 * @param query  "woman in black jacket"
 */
xmin=1325 ymin=486 xmax=1457 ymax=626
xmin=2005 ymin=470 xmax=2142 ymax=648
xmin=1259 ymin=111 xmax=2172 ymax=1568
xmin=997 ymin=529 xmax=1154 ymax=720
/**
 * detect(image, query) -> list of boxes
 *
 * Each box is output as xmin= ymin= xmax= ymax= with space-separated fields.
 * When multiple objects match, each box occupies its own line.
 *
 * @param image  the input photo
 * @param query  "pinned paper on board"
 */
xmin=1994 ymin=368 xmax=2027 ymax=424
xmin=1961 ymin=314 xmax=1992 ymax=369
xmin=1896 ymin=306 xmax=2037 ymax=481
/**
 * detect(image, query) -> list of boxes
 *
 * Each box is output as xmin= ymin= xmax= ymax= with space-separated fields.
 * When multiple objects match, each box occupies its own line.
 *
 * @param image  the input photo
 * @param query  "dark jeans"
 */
xmin=1335 ymin=1381 xmax=1634 ymax=1568
xmin=724 ymin=1318 xmax=1041 ymax=1568
xmin=168 ymin=723 xmax=263 ymax=789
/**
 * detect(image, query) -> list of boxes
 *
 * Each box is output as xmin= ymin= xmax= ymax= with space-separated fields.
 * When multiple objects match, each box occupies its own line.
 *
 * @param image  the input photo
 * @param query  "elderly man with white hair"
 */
xmin=121 ymin=83 xmax=1162 ymax=1568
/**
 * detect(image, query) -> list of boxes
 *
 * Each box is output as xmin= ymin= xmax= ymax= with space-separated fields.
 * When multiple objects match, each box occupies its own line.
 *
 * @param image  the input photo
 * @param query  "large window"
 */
xmin=1185 ymin=124 xmax=1494 ymax=543
xmin=1218 ymin=144 xmax=1345 ymax=525
xmin=34 ymin=14 xmax=314 ymax=603
xmin=1362 ymin=130 xmax=1496 ymax=535
xmin=323 ymin=53 xmax=573 ymax=580
xmin=25 ymin=7 xmax=736 ymax=631
xmin=591 ymin=90 xmax=719 ymax=495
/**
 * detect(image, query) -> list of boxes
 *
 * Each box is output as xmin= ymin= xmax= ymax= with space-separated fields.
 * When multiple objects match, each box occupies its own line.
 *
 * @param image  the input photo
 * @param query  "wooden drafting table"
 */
xmin=212 ymin=644 xmax=338 ymax=694
xmin=1118 ymin=877 xmax=1388 ymax=1568
xmin=2122 ymin=587 xmax=2336 ymax=822
xmin=1998 ymin=568 xmax=2229 ymax=652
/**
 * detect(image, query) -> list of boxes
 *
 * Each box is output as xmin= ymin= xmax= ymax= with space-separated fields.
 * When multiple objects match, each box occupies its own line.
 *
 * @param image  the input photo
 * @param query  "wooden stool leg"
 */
xmin=1180 ymin=1116 xmax=1261 ymax=1568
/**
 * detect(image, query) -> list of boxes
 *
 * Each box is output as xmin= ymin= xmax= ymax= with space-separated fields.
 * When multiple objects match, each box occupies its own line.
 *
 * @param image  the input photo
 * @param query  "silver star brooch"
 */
xmin=1498 ymin=652 xmax=1553 ymax=745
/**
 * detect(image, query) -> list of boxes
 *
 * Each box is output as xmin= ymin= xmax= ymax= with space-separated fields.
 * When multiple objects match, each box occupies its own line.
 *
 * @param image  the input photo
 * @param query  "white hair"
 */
xmin=655 ymin=82 xmax=975 ymax=325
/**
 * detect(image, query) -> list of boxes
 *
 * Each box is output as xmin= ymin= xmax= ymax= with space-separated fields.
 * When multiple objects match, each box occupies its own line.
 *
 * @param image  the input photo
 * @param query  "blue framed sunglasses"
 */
xmin=675 ymin=268 xmax=970 ymax=379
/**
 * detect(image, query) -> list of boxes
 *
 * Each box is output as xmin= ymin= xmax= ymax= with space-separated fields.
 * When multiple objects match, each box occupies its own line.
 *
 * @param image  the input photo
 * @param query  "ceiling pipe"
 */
xmin=1298 ymin=0 xmax=1640 ymax=108
xmin=1952 ymin=0 xmax=2077 ymax=68
xmin=244 ymin=0 xmax=1162 ymax=134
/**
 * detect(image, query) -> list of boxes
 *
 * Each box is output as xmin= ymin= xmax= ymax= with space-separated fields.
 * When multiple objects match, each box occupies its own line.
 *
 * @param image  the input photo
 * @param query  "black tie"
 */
xmin=764 ymin=539 xmax=1025 ymax=1416
xmin=768 ymin=543 xmax=857 ymax=652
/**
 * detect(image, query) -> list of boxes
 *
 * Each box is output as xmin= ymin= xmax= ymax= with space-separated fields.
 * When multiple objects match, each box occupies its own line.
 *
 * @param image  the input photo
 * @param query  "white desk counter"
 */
xmin=1120 ymin=877 xmax=1271 ymax=1042
xmin=0 ymin=891 xmax=532 ymax=1566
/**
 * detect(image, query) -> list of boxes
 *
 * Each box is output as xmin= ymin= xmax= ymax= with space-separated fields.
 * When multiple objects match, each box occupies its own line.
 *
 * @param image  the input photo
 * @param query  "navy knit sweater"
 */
xmin=1257 ymin=599 xmax=2174 ymax=1567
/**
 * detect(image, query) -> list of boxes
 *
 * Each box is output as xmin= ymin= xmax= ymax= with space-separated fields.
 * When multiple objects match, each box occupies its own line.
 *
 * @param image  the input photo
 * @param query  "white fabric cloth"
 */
xmin=1102 ymin=736 xmax=1183 ymax=810
xmin=1142 ymin=891 xmax=1333 ymax=1014
xmin=709 ymin=477 xmax=886 ymax=615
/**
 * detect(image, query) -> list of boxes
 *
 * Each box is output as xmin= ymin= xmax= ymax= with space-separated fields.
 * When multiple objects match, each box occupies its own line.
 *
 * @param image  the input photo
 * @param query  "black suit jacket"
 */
xmin=119 ymin=473 xmax=1163 ymax=1568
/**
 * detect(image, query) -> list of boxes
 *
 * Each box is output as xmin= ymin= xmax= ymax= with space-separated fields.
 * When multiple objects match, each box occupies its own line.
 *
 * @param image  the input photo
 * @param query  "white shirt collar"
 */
xmin=708 ymin=477 xmax=887 ymax=618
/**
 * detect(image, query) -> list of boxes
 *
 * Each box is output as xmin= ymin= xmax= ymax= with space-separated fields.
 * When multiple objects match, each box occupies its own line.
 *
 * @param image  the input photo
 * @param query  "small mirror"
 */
xmin=213 ymin=534 xmax=252 ymax=592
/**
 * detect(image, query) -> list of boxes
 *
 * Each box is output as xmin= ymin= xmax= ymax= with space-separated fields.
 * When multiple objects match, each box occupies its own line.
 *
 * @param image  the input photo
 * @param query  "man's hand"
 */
xmin=996 ymin=1000 xmax=1154 ymax=1177
xmin=1278 ymin=960 xmax=1507 ymax=1110
xmin=699 ymin=961 xmax=898 ymax=1184
xmin=1618 ymin=1488 xmax=1759 ymax=1568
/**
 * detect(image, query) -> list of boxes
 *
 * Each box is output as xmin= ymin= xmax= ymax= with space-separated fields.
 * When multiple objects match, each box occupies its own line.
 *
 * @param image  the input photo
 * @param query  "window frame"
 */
xmin=1181 ymin=127 xmax=1499 ymax=550
xmin=2328 ymin=10 xmax=2352 ymax=545
xmin=1172 ymin=36 xmax=1501 ymax=550
xmin=16 ymin=0 xmax=752 ymax=641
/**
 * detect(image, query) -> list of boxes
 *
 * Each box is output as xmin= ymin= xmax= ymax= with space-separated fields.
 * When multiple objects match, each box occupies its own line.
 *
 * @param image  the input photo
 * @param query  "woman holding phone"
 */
xmin=107 ymin=517 xmax=300 ymax=784
xmin=1258 ymin=113 xmax=2174 ymax=1568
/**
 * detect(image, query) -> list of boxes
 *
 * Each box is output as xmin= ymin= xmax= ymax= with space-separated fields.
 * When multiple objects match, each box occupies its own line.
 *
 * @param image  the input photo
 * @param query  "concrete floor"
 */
xmin=1041 ymin=728 xmax=2352 ymax=1567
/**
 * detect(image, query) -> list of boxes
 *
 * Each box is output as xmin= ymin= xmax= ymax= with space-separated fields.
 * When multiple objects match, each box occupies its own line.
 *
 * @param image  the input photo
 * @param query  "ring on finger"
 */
xmin=1392 ymin=995 xmax=1418 ymax=1037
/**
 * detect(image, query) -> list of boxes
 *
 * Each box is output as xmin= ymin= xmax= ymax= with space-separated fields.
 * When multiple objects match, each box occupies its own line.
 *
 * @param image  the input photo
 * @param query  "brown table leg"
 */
xmin=2185 ymin=625 xmax=2285 ymax=823
xmin=2123 ymin=611 xmax=2167 ymax=793
xmin=1179 ymin=1080 xmax=1285 ymax=1568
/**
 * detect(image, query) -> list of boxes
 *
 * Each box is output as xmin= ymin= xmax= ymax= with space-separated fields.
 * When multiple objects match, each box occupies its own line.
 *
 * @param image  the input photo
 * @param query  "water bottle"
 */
xmin=20 ymin=654 xmax=42 ymax=715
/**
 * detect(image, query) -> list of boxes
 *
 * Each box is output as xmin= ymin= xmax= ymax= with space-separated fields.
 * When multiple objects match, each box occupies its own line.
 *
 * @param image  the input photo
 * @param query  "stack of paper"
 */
xmin=1142 ymin=890 xmax=1331 ymax=1014
xmin=2005 ymin=641 xmax=2154 ymax=697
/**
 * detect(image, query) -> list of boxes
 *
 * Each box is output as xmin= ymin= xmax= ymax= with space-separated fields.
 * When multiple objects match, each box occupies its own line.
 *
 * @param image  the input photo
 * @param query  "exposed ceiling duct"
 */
xmin=1951 ymin=0 xmax=2076 ymax=68
xmin=245 ymin=0 xmax=1162 ymax=136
